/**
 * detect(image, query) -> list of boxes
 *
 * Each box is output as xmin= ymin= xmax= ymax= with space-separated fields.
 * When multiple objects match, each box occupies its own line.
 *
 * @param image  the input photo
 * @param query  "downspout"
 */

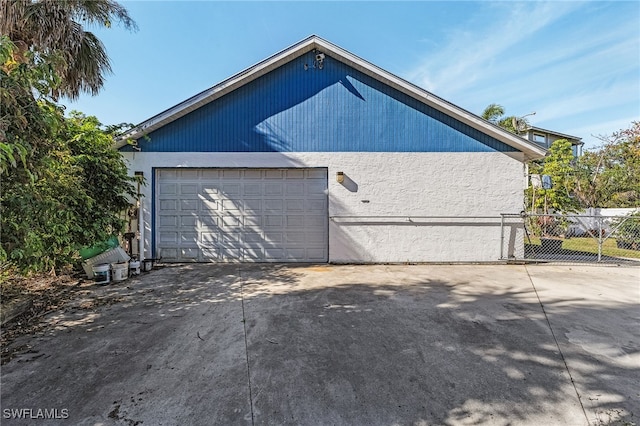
xmin=139 ymin=197 xmax=145 ymax=261
xmin=134 ymin=171 xmax=145 ymax=261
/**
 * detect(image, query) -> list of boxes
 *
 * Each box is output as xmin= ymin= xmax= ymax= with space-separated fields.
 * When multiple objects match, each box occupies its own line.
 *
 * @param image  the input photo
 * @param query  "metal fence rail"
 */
xmin=500 ymin=212 xmax=640 ymax=264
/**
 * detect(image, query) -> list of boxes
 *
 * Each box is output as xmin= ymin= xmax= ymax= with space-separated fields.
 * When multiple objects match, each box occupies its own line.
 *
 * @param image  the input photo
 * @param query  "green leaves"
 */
xmin=527 ymin=122 xmax=640 ymax=212
xmin=1 ymin=109 xmax=137 ymax=273
xmin=1 ymin=4 xmax=138 ymax=275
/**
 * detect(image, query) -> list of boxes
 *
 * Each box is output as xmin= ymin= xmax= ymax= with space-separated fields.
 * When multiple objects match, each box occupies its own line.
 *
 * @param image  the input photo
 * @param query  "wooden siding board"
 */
xmin=126 ymin=52 xmax=517 ymax=153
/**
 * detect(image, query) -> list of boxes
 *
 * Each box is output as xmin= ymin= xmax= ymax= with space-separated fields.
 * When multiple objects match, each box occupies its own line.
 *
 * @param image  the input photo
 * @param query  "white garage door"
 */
xmin=155 ymin=168 xmax=328 ymax=262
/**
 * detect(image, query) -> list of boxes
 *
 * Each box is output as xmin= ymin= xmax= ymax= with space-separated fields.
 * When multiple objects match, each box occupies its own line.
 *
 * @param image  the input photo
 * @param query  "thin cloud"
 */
xmin=406 ymin=2 xmax=583 ymax=96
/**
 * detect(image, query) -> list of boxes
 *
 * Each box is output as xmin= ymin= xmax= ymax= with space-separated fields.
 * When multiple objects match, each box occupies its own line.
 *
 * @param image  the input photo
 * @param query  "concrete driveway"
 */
xmin=1 ymin=264 xmax=638 ymax=425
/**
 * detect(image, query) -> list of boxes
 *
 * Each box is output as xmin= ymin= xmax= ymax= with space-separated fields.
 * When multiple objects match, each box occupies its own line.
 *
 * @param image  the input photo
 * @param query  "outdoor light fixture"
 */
xmin=336 ymin=171 xmax=344 ymax=183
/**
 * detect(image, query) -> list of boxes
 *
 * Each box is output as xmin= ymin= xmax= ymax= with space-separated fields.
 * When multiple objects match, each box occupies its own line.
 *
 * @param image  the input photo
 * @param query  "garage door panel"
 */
xmin=244 ymin=247 xmax=264 ymax=261
xmin=286 ymin=169 xmax=304 ymax=179
xmin=307 ymin=232 xmax=326 ymax=244
xmin=200 ymin=215 xmax=218 ymax=228
xmin=156 ymin=168 xmax=327 ymax=262
xmin=286 ymin=248 xmax=305 ymax=259
xmin=264 ymin=183 xmax=283 ymax=195
xmin=306 ymin=182 xmax=327 ymax=195
xmin=264 ymin=199 xmax=283 ymax=212
xmin=285 ymin=200 xmax=304 ymax=211
xmin=180 ymin=216 xmax=197 ymax=227
xmin=159 ymin=200 xmax=178 ymax=211
xmin=201 ymin=199 xmax=218 ymax=212
xmin=200 ymin=169 xmax=220 ymax=179
xmin=244 ymin=199 xmax=262 ymax=212
xmin=221 ymin=248 xmax=242 ymax=261
xmin=180 ymin=199 xmax=198 ymax=211
xmin=244 ymin=231 xmax=263 ymax=243
xmin=306 ymin=169 xmax=326 ymax=179
xmin=305 ymin=215 xmax=325 ymax=227
xmin=221 ymin=199 xmax=241 ymax=211
xmin=221 ymin=232 xmax=241 ymax=244
xmin=286 ymin=215 xmax=305 ymax=227
xmin=201 ymin=185 xmax=219 ymax=195
xmin=306 ymin=200 xmax=326 ymax=212
xmin=181 ymin=247 xmax=199 ymax=260
xmin=180 ymin=183 xmax=198 ymax=194
xmin=158 ymin=170 xmax=178 ymax=179
xmin=222 ymin=183 xmax=241 ymax=195
xmin=286 ymin=182 xmax=304 ymax=195
xmin=223 ymin=170 xmax=241 ymax=179
xmin=161 ymin=248 xmax=179 ymax=260
xmin=265 ymin=170 xmax=283 ymax=179
xmin=244 ymin=216 xmax=262 ymax=227
xmin=265 ymin=248 xmax=285 ymax=259
xmin=159 ymin=183 xmax=177 ymax=195
xmin=243 ymin=170 xmax=262 ymax=179
xmin=265 ymin=231 xmax=283 ymax=243
xmin=179 ymin=170 xmax=198 ymax=179
xmin=307 ymin=248 xmax=327 ymax=260
xmin=159 ymin=232 xmax=178 ymax=244
xmin=159 ymin=216 xmax=177 ymax=227
xmin=264 ymin=216 xmax=283 ymax=227
xmin=201 ymin=248 xmax=219 ymax=260
xmin=180 ymin=232 xmax=198 ymax=244
xmin=286 ymin=232 xmax=305 ymax=243
xmin=221 ymin=215 xmax=242 ymax=227
xmin=243 ymin=184 xmax=262 ymax=196
xmin=201 ymin=232 xmax=219 ymax=244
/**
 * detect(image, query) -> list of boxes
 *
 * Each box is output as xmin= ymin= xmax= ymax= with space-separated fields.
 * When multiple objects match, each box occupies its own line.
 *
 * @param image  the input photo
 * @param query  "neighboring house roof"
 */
xmin=526 ymin=126 xmax=583 ymax=145
xmin=115 ymin=35 xmax=547 ymax=161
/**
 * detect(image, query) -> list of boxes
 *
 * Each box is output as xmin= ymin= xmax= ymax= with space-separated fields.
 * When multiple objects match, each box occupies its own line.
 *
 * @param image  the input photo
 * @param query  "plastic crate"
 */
xmin=82 ymin=247 xmax=130 ymax=279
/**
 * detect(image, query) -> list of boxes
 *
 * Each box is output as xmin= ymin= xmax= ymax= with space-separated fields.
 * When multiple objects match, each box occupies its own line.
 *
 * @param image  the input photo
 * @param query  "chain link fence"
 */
xmin=500 ymin=212 xmax=640 ymax=264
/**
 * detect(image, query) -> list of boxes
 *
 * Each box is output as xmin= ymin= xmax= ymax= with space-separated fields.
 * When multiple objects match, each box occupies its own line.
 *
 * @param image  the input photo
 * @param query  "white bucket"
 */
xmin=92 ymin=263 xmax=110 ymax=285
xmin=111 ymin=262 xmax=129 ymax=282
xmin=129 ymin=260 xmax=141 ymax=276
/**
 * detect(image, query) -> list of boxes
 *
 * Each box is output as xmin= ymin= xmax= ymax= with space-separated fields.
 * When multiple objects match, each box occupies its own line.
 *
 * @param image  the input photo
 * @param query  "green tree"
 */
xmin=1 ymin=109 xmax=137 ymax=272
xmin=0 ymin=2 xmax=138 ymax=273
xmin=527 ymin=139 xmax=579 ymax=213
xmin=481 ymin=103 xmax=505 ymax=123
xmin=574 ymin=122 xmax=640 ymax=208
xmin=0 ymin=0 xmax=136 ymax=99
xmin=480 ymin=103 xmax=533 ymax=134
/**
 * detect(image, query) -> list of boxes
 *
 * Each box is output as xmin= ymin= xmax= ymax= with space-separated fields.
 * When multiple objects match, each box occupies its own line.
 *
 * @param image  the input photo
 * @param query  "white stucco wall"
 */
xmin=122 ymin=151 xmax=526 ymax=263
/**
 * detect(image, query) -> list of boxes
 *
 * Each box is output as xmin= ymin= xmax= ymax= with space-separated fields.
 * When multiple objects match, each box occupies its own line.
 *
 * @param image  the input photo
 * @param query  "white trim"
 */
xmin=116 ymin=35 xmax=547 ymax=161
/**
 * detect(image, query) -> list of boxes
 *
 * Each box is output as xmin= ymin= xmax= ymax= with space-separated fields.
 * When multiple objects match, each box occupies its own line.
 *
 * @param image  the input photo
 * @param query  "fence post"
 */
xmin=500 ymin=214 xmax=505 ymax=260
xmin=597 ymin=217 xmax=603 ymax=262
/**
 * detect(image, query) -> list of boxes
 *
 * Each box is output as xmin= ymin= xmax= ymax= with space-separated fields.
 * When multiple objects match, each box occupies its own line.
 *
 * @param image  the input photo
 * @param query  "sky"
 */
xmin=64 ymin=1 xmax=640 ymax=151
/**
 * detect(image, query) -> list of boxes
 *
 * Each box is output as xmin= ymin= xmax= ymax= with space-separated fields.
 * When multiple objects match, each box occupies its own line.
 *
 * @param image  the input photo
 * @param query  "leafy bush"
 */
xmin=613 ymin=212 xmax=640 ymax=250
xmin=0 ymin=110 xmax=137 ymax=273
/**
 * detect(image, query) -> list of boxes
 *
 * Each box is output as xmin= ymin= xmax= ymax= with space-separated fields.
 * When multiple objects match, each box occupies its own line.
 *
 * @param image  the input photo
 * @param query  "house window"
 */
xmin=533 ymin=133 xmax=546 ymax=144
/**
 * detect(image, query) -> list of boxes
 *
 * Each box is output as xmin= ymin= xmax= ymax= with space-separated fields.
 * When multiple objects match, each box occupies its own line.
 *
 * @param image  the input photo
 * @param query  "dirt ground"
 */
xmin=1 ymin=271 xmax=91 ymax=364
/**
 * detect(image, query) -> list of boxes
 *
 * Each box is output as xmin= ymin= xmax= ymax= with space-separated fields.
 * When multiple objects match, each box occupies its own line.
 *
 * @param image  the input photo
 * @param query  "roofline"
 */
xmin=115 ymin=35 xmax=547 ymax=161
xmin=527 ymin=125 xmax=582 ymax=142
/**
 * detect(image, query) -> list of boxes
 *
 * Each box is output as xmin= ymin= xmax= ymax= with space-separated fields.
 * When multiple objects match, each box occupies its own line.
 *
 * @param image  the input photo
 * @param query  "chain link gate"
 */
xmin=500 ymin=212 xmax=640 ymax=264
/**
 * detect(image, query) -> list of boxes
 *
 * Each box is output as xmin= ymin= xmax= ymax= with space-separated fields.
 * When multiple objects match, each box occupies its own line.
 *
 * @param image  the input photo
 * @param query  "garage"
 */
xmin=156 ymin=168 xmax=328 ymax=262
xmin=119 ymin=36 xmax=546 ymax=263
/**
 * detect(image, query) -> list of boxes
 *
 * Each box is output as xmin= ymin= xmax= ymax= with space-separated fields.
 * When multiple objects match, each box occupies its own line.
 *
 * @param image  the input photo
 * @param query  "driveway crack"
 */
xmin=524 ymin=265 xmax=589 ymax=425
xmin=239 ymin=266 xmax=255 ymax=426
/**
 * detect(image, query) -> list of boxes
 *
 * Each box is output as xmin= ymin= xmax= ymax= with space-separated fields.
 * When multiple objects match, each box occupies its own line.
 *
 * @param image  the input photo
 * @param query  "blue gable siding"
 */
xmin=125 ymin=52 xmax=517 ymax=153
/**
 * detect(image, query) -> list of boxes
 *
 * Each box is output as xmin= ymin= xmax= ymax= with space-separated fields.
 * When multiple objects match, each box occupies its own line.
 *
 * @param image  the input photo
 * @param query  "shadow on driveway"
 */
xmin=0 ymin=263 xmax=637 ymax=425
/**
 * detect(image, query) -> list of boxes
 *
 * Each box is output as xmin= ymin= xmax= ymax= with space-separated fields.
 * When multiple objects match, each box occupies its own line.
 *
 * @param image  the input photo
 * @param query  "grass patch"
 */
xmin=526 ymin=236 xmax=640 ymax=259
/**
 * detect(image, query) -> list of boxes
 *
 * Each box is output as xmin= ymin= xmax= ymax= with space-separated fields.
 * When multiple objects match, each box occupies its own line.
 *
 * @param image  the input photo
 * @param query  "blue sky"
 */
xmin=65 ymin=1 xmax=640 ymax=150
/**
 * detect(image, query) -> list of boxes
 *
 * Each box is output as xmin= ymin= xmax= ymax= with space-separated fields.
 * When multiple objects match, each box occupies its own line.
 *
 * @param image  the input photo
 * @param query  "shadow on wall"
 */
xmin=2 ymin=264 xmax=635 ymax=425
